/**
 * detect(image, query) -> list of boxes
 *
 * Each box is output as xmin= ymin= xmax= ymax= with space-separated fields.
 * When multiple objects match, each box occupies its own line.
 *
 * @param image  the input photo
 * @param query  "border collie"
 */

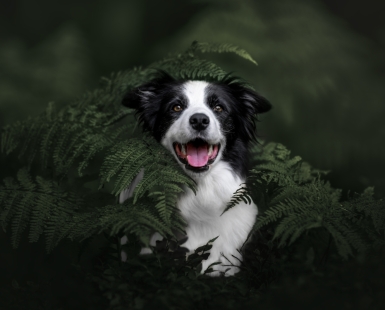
xmin=120 ymin=72 xmax=271 ymax=276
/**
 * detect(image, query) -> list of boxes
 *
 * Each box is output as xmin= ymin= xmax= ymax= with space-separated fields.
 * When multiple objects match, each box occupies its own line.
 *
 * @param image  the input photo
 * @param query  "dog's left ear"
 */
xmin=122 ymin=72 xmax=174 ymax=132
xmin=240 ymin=87 xmax=271 ymax=116
xmin=221 ymin=75 xmax=271 ymax=116
xmin=228 ymin=82 xmax=272 ymax=142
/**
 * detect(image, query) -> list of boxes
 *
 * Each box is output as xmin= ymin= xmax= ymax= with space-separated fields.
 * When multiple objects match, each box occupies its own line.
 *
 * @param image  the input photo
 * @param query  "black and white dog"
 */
xmin=120 ymin=72 xmax=271 ymax=276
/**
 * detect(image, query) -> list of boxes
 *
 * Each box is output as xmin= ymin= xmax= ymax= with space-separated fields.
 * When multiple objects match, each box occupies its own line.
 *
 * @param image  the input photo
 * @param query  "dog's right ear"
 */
xmin=122 ymin=71 xmax=175 ymax=110
xmin=122 ymin=71 xmax=175 ymax=132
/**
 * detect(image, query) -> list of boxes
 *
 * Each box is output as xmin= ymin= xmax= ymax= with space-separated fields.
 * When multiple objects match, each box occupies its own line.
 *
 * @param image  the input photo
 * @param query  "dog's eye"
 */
xmin=172 ymin=105 xmax=183 ymax=112
xmin=213 ymin=105 xmax=223 ymax=112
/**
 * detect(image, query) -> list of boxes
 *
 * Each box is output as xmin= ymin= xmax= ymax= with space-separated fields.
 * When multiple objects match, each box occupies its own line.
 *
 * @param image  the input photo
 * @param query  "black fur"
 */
xmin=122 ymin=72 xmax=271 ymax=178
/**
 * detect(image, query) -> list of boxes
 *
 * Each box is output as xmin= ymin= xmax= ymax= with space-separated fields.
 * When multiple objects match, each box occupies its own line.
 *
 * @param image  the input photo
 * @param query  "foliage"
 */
xmin=0 ymin=41 xmax=254 ymax=250
xmin=1 ymin=42 xmax=384 ymax=309
xmin=249 ymin=143 xmax=385 ymax=258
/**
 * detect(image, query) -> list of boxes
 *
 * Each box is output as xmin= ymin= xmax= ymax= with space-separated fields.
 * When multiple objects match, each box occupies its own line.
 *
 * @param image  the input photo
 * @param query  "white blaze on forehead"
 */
xmin=182 ymin=81 xmax=210 ymax=110
xmin=161 ymin=79 xmax=226 ymax=174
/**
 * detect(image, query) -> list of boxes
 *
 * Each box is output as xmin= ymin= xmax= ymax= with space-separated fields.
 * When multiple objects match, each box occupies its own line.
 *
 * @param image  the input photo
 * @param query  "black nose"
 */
xmin=189 ymin=113 xmax=210 ymax=131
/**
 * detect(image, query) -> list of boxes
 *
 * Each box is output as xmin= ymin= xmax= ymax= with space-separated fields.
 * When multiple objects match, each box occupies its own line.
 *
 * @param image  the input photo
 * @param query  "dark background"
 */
xmin=0 ymin=0 xmax=385 ymax=308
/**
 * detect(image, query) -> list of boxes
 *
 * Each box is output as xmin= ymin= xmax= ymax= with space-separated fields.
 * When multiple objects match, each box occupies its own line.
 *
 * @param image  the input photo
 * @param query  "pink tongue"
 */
xmin=186 ymin=143 xmax=209 ymax=167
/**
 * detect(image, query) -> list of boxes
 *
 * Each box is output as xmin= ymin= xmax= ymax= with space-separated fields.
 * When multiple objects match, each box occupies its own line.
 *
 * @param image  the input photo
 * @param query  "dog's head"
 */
xmin=123 ymin=72 xmax=271 ymax=178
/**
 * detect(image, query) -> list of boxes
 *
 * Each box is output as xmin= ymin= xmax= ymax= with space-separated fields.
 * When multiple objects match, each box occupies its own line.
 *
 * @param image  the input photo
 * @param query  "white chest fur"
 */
xmin=178 ymin=161 xmax=258 ymax=276
xmin=119 ymin=162 xmax=258 ymax=276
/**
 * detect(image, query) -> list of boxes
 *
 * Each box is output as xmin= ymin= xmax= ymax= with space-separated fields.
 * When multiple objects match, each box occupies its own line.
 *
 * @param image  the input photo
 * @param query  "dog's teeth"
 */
xmin=208 ymin=144 xmax=213 ymax=156
xmin=181 ymin=144 xmax=186 ymax=155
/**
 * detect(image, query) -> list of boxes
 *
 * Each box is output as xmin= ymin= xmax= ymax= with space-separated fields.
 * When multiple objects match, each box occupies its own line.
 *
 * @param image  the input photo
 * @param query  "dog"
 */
xmin=120 ymin=72 xmax=271 ymax=276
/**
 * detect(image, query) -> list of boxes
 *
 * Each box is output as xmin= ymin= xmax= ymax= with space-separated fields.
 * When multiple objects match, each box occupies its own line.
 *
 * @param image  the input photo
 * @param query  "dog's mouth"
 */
xmin=173 ymin=139 xmax=220 ymax=172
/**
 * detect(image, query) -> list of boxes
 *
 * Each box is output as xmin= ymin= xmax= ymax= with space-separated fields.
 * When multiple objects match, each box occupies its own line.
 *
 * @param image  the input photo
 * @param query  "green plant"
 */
xmin=1 ymin=42 xmax=384 ymax=309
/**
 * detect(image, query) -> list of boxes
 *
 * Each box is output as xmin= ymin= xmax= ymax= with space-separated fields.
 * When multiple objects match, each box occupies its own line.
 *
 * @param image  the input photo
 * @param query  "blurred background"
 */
xmin=1 ymin=0 xmax=384 ymax=196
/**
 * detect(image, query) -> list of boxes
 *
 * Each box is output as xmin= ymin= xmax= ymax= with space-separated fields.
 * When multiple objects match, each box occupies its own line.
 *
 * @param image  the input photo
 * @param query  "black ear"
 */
xmin=240 ymin=88 xmax=271 ymax=142
xmin=220 ymin=75 xmax=271 ymax=115
xmin=122 ymin=71 xmax=175 ymax=109
xmin=241 ymin=87 xmax=272 ymax=116
xmin=122 ymin=71 xmax=175 ymax=132
xmin=222 ymin=78 xmax=272 ymax=142
xmin=121 ymin=83 xmax=154 ymax=110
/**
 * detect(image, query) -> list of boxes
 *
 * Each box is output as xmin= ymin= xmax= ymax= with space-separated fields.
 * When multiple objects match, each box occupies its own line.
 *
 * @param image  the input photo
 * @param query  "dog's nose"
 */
xmin=189 ymin=113 xmax=210 ymax=131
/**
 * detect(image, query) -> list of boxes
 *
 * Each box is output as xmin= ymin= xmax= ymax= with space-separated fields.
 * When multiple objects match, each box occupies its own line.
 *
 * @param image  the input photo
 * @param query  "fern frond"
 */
xmin=149 ymin=41 xmax=258 ymax=84
xmin=252 ymin=142 xmax=383 ymax=259
xmin=222 ymin=185 xmax=252 ymax=215
xmin=155 ymin=57 xmax=228 ymax=81
xmin=186 ymin=41 xmax=258 ymax=65
xmin=100 ymin=136 xmax=195 ymax=227
xmin=251 ymin=142 xmax=328 ymax=186
xmin=346 ymin=188 xmax=385 ymax=234
xmin=0 ymin=168 xmax=83 ymax=250
xmin=97 ymin=199 xmax=179 ymax=243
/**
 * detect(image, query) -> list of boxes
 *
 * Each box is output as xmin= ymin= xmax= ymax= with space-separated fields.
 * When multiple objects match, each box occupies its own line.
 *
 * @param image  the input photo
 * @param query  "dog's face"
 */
xmin=123 ymin=73 xmax=271 ymax=178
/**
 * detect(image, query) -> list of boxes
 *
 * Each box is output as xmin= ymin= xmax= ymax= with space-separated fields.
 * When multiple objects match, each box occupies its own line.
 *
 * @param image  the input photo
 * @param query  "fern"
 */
xmin=97 ymin=199 xmax=176 ymax=243
xmin=0 ymin=168 xmax=189 ymax=251
xmin=0 ymin=168 xmax=82 ymax=250
xmin=1 ymin=41 xmax=383 ymax=266
xmin=100 ymin=136 xmax=195 ymax=228
xmin=1 ymin=41 xmax=258 ymax=177
xmin=249 ymin=142 xmax=384 ymax=259
xmin=1 ymin=42 xmax=384 ymax=310
xmin=1 ymin=41 xmax=259 ymax=251
xmin=186 ymin=41 xmax=258 ymax=65
xmin=150 ymin=41 xmax=258 ymax=83
xmin=222 ymin=185 xmax=252 ymax=215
